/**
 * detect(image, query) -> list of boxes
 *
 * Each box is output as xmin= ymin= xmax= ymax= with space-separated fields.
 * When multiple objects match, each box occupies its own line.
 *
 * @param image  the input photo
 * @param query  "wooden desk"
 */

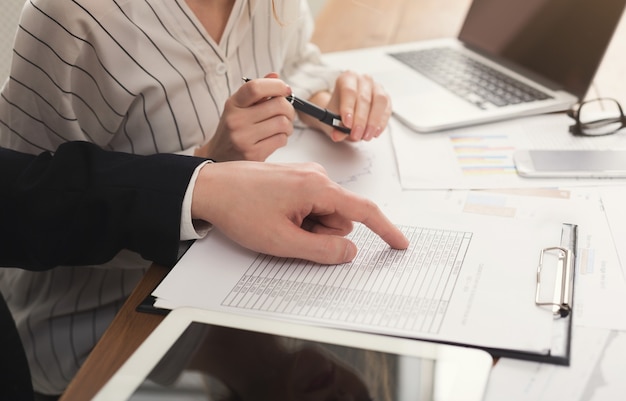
xmin=60 ymin=265 xmax=168 ymax=400
xmin=60 ymin=1 xmax=626 ymax=399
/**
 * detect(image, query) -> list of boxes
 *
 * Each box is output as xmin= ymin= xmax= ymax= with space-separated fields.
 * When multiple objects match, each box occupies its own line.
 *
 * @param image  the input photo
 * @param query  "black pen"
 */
xmin=242 ymin=77 xmax=351 ymax=134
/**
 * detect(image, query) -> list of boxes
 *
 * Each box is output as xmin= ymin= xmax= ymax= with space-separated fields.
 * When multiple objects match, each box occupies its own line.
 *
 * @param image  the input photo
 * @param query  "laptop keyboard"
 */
xmin=389 ymin=47 xmax=553 ymax=109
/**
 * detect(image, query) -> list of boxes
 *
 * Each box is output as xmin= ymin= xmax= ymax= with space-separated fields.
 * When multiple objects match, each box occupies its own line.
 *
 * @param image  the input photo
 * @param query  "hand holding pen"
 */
xmin=196 ymin=72 xmax=296 ymax=161
xmin=196 ymin=72 xmax=391 ymax=160
xmin=241 ymin=73 xmax=391 ymax=142
xmin=243 ymin=77 xmax=351 ymax=135
xmin=302 ymin=70 xmax=392 ymax=142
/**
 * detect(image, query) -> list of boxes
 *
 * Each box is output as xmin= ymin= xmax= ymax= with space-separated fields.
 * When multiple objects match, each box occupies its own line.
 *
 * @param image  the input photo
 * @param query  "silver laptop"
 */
xmin=323 ymin=0 xmax=626 ymax=133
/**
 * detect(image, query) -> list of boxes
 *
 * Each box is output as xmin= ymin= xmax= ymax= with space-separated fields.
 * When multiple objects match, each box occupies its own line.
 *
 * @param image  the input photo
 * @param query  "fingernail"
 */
xmin=367 ymin=126 xmax=383 ymax=140
xmin=331 ymin=130 xmax=344 ymax=142
xmin=353 ymin=125 xmax=365 ymax=141
xmin=343 ymin=243 xmax=357 ymax=262
xmin=344 ymin=113 xmax=354 ymax=127
xmin=374 ymin=126 xmax=383 ymax=137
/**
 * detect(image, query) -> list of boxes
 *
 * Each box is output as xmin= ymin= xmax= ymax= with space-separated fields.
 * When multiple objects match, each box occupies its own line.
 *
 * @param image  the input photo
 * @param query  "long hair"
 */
xmin=272 ymin=0 xmax=301 ymax=26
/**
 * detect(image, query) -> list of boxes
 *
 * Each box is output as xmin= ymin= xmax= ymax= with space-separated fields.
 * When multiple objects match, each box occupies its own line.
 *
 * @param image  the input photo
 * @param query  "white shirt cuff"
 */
xmin=180 ymin=161 xmax=213 ymax=240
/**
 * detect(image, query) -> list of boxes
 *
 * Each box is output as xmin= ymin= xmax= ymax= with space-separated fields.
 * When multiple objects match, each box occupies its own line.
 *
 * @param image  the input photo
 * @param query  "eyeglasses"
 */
xmin=567 ymin=98 xmax=626 ymax=136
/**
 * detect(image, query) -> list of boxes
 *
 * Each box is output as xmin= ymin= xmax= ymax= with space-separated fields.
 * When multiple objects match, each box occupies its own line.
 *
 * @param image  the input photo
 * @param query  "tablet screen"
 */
xmin=94 ymin=308 xmax=492 ymax=401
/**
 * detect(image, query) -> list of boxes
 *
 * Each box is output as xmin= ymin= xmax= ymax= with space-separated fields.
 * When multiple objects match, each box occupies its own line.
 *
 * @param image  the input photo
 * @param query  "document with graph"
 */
xmin=389 ymin=114 xmax=626 ymax=190
xmin=150 ymin=212 xmax=576 ymax=365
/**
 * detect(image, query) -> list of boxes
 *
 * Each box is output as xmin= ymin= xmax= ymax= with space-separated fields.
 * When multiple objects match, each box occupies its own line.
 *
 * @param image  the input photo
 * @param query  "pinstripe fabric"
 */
xmin=0 ymin=0 xmax=339 ymax=155
xmin=1 ymin=254 xmax=148 ymax=394
xmin=0 ymin=0 xmax=339 ymax=394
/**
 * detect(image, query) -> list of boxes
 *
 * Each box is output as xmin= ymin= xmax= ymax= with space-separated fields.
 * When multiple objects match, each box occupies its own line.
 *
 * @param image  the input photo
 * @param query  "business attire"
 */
xmin=0 ymin=141 xmax=207 ymax=395
xmin=1 ymin=141 xmax=207 ymax=269
xmin=0 ymin=292 xmax=33 ymax=401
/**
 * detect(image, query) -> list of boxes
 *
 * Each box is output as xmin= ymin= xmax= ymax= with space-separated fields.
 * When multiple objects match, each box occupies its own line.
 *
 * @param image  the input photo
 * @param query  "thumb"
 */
xmin=330 ymin=129 xmax=349 ymax=142
xmin=279 ymin=226 xmax=358 ymax=265
xmin=264 ymin=72 xmax=280 ymax=79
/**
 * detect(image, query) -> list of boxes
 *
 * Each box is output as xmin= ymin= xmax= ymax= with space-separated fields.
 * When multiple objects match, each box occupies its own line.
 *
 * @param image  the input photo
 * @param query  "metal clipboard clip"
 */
xmin=535 ymin=246 xmax=574 ymax=318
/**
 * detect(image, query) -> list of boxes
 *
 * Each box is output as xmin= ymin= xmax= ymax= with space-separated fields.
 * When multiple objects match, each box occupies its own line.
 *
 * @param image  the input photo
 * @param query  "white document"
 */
xmin=153 ymin=211 xmax=565 ymax=358
xmin=586 ymin=331 xmax=626 ymax=400
xmin=483 ymin=326 xmax=612 ymax=401
xmin=598 ymin=187 xmax=626 ymax=278
xmin=441 ymin=187 xmax=626 ymax=332
xmin=267 ymin=124 xmax=405 ymax=204
xmin=389 ymin=114 xmax=626 ymax=190
xmin=568 ymin=193 xmax=626 ymax=332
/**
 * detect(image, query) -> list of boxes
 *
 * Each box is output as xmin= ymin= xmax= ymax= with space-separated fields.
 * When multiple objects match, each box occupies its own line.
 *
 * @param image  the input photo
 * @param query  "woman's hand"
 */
xmin=300 ymin=70 xmax=392 ymax=143
xmin=196 ymin=73 xmax=295 ymax=161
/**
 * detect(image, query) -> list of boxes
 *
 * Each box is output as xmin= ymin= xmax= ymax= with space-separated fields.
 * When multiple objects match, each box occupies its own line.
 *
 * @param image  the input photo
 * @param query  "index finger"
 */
xmin=329 ymin=189 xmax=409 ymax=250
xmin=237 ymin=77 xmax=292 ymax=108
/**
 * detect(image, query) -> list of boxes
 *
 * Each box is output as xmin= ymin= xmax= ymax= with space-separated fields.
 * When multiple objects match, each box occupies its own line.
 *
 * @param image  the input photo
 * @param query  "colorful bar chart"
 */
xmin=450 ymin=134 xmax=518 ymax=176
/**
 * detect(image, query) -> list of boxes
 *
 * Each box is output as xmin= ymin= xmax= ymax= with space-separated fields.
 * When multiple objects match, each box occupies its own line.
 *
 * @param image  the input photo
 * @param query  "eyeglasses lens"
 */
xmin=577 ymin=99 xmax=624 ymax=136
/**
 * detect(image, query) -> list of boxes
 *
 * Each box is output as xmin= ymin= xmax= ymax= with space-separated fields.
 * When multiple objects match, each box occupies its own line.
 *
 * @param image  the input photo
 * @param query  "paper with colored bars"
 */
xmin=388 ymin=113 xmax=626 ymax=189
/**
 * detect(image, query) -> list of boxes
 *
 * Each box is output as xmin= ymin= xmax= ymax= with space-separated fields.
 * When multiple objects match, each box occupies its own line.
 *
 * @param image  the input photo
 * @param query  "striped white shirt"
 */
xmin=0 ymin=0 xmax=339 ymax=394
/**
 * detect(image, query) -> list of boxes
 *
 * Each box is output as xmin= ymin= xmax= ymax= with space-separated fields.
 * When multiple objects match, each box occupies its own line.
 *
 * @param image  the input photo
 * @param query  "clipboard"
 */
xmin=140 ymin=222 xmax=579 ymax=366
xmin=475 ymin=223 xmax=577 ymax=366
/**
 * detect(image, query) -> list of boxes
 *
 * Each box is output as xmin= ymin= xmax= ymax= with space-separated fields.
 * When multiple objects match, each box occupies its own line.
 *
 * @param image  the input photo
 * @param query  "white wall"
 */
xmin=307 ymin=0 xmax=326 ymax=17
xmin=0 ymin=0 xmax=26 ymax=84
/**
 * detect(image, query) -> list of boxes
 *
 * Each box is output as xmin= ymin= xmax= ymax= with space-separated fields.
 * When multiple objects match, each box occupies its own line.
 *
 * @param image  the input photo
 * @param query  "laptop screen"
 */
xmin=458 ymin=0 xmax=626 ymax=99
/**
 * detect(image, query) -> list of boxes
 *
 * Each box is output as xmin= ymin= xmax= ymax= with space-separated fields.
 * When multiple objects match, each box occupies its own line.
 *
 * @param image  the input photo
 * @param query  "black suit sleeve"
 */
xmin=0 ymin=292 xmax=34 ymax=401
xmin=0 ymin=142 xmax=208 ymax=270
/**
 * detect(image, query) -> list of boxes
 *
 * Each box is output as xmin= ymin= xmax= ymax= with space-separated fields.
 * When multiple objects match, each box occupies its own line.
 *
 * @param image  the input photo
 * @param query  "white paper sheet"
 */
xmin=483 ymin=326 xmax=612 ymax=401
xmin=383 ymin=187 xmax=626 ymax=332
xmin=598 ymin=186 xmax=626 ymax=279
xmin=388 ymin=114 xmax=626 ymax=190
xmin=153 ymin=210 xmax=564 ymax=356
xmin=587 ymin=331 xmax=626 ymax=400
xmin=484 ymin=329 xmax=626 ymax=401
xmin=268 ymin=124 xmax=405 ymax=204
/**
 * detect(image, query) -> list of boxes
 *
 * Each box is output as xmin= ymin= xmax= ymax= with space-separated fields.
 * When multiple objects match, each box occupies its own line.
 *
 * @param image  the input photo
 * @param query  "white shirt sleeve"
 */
xmin=180 ymin=160 xmax=213 ymax=240
xmin=279 ymin=0 xmax=342 ymax=99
